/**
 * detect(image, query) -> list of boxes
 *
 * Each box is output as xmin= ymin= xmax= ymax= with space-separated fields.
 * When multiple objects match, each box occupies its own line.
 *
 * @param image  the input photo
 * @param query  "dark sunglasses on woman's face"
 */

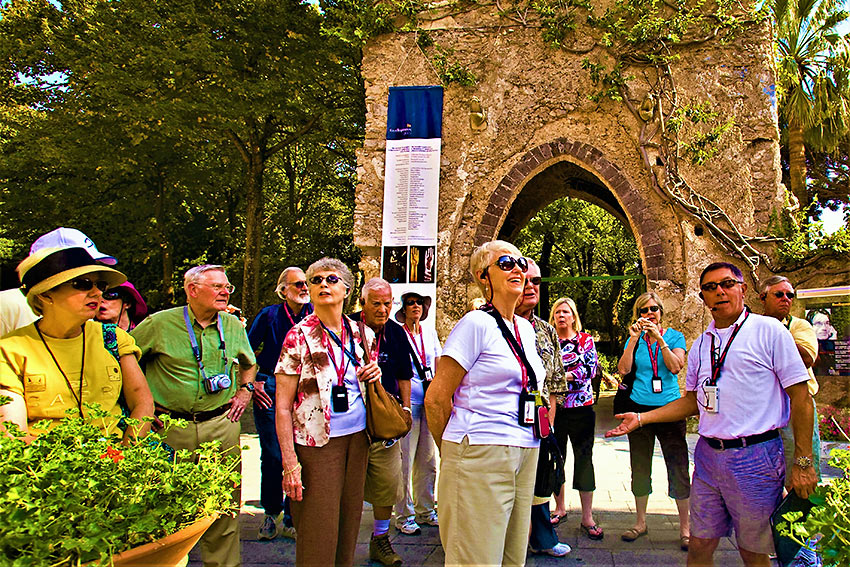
xmin=309 ymin=274 xmax=341 ymax=285
xmin=102 ymin=290 xmax=122 ymax=300
xmin=639 ymin=305 xmax=661 ymax=314
xmin=405 ymin=298 xmax=424 ymax=306
xmin=490 ymin=255 xmax=529 ymax=273
xmin=69 ymin=277 xmax=109 ymax=292
xmin=769 ymin=291 xmax=795 ymax=299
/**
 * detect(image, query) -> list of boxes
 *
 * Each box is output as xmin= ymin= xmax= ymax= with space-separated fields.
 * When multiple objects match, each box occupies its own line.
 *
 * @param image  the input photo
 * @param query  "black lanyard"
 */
xmin=483 ymin=305 xmax=538 ymax=391
xmin=183 ymin=306 xmax=228 ymax=382
xmin=36 ymin=321 xmax=85 ymax=415
xmin=708 ymin=311 xmax=750 ymax=386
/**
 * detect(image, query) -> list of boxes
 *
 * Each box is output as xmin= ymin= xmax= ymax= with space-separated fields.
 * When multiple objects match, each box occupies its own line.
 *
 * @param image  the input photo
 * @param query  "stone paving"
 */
xmin=191 ymin=392 xmax=834 ymax=566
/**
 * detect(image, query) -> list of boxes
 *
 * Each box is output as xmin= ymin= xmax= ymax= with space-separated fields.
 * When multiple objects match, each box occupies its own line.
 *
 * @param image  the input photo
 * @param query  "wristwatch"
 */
xmin=793 ymin=455 xmax=813 ymax=469
xmin=241 ymin=382 xmax=256 ymax=392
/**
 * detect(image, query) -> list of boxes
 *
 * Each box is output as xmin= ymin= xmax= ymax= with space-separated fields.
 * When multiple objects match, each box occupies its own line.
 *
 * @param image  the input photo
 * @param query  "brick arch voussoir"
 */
xmin=473 ymin=138 xmax=670 ymax=281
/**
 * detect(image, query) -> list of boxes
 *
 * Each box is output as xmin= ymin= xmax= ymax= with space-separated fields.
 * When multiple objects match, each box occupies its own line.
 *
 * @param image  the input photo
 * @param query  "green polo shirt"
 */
xmin=131 ymin=305 xmax=256 ymax=413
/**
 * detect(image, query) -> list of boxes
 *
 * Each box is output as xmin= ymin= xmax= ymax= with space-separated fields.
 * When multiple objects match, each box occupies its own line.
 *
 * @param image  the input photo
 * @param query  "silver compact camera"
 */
xmin=204 ymin=373 xmax=232 ymax=394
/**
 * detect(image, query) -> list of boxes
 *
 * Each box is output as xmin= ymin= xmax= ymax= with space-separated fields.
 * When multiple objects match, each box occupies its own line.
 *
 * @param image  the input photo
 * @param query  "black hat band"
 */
xmin=20 ymin=248 xmax=102 ymax=293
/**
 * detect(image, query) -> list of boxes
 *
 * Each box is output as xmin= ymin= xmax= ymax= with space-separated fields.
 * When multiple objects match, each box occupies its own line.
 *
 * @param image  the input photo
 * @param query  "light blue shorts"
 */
xmin=690 ymin=436 xmax=785 ymax=554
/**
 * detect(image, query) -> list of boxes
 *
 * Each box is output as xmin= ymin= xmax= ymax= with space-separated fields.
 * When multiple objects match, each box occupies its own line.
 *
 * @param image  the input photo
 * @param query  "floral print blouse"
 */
xmin=557 ymin=331 xmax=598 ymax=409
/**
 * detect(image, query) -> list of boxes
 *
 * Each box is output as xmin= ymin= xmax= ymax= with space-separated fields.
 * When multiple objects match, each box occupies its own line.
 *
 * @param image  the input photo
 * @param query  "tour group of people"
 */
xmin=0 ymin=229 xmax=820 ymax=567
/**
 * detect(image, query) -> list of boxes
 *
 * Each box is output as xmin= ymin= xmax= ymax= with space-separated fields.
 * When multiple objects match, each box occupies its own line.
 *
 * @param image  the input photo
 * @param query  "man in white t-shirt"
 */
xmin=607 ymin=262 xmax=816 ymax=567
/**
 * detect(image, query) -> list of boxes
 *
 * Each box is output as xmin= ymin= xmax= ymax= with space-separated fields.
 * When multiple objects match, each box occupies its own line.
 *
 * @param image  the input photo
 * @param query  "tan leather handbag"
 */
xmin=358 ymin=319 xmax=413 ymax=440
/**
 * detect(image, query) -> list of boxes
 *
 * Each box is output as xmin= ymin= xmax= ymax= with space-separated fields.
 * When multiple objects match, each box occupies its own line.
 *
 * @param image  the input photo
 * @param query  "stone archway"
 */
xmin=473 ymin=138 xmax=671 ymax=284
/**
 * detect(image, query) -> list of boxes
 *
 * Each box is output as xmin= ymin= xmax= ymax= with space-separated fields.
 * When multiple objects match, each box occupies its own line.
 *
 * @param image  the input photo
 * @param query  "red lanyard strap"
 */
xmin=709 ymin=311 xmax=750 ymax=385
xmin=643 ymin=328 xmax=663 ymax=378
xmin=321 ymin=319 xmax=350 ymax=386
xmin=404 ymin=325 xmax=427 ymax=367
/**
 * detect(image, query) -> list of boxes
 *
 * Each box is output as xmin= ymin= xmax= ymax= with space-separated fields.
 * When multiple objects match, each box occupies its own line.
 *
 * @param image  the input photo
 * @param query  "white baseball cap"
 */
xmin=29 ymin=227 xmax=118 ymax=265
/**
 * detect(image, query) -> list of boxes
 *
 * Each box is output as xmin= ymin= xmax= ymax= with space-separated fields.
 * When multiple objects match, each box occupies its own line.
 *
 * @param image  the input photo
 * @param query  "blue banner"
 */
xmin=386 ymin=86 xmax=444 ymax=140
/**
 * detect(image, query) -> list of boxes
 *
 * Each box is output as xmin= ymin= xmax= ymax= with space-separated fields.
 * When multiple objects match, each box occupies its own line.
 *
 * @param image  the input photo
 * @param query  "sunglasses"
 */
xmin=487 ymin=255 xmax=529 ymax=274
xmin=102 ymin=290 xmax=123 ymax=300
xmin=289 ymin=281 xmax=308 ymax=290
xmin=639 ymin=305 xmax=661 ymax=314
xmin=405 ymin=298 xmax=425 ymax=306
xmin=309 ymin=274 xmax=342 ymax=285
xmin=527 ymin=276 xmax=542 ymax=286
xmin=768 ymin=291 xmax=795 ymax=299
xmin=69 ymin=277 xmax=109 ymax=292
xmin=700 ymin=279 xmax=742 ymax=292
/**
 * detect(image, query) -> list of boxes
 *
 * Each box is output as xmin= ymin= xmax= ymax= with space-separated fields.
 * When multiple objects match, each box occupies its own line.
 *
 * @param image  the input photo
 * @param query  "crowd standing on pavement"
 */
xmin=0 ymin=229 xmax=824 ymax=567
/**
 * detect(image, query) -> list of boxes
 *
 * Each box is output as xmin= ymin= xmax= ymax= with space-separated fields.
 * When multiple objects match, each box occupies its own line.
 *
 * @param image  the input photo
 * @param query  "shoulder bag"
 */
xmin=612 ymin=337 xmax=638 ymax=415
xmin=358 ymin=319 xmax=412 ymax=441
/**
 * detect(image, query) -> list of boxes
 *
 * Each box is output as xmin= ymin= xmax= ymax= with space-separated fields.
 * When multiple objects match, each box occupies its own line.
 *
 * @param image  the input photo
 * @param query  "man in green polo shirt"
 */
xmin=132 ymin=264 xmax=257 ymax=567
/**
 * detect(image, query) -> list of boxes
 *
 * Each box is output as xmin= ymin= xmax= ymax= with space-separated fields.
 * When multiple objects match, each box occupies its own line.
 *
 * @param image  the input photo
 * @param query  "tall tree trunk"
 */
xmin=154 ymin=175 xmax=174 ymax=306
xmin=787 ymin=121 xmax=809 ymax=213
xmin=242 ymin=151 xmax=265 ymax=318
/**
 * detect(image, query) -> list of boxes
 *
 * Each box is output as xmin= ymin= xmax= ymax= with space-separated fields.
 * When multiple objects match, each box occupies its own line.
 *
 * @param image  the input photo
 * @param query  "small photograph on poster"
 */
xmin=382 ymin=246 xmax=408 ymax=284
xmin=807 ymin=306 xmax=850 ymax=376
xmin=409 ymin=246 xmax=436 ymax=284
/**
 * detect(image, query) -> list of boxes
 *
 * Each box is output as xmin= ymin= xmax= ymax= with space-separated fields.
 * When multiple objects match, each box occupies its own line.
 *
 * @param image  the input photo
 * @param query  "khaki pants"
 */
xmin=165 ymin=413 xmax=241 ymax=567
xmin=438 ymin=437 xmax=539 ymax=567
xmin=292 ymin=431 xmax=369 ymax=567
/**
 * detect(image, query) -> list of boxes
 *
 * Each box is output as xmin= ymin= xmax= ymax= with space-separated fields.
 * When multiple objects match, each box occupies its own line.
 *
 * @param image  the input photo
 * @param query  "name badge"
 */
xmin=704 ymin=385 xmax=718 ymax=414
xmin=652 ymin=376 xmax=663 ymax=394
xmin=518 ymin=390 xmax=536 ymax=427
xmin=331 ymin=384 xmax=349 ymax=413
xmin=424 ymin=367 xmax=434 ymax=382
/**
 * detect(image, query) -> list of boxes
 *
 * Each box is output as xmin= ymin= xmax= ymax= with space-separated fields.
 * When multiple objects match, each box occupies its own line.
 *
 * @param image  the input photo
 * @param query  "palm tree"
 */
xmin=773 ymin=0 xmax=850 ymax=212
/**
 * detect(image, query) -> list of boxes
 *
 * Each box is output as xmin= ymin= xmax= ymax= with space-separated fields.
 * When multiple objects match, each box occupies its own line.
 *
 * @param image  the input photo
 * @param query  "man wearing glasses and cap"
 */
xmin=760 ymin=275 xmax=821 ymax=481
xmin=607 ymin=262 xmax=816 ymax=567
xmin=131 ymin=264 xmax=257 ymax=567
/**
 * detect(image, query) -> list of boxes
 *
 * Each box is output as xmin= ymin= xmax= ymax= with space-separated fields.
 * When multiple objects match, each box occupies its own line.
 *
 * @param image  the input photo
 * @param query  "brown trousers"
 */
xmin=292 ymin=430 xmax=370 ymax=567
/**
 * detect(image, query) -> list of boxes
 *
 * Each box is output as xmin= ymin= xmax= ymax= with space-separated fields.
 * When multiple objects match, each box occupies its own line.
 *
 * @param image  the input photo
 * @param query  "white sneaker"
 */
xmin=418 ymin=512 xmax=438 ymax=526
xmin=530 ymin=542 xmax=571 ymax=557
xmin=397 ymin=519 xmax=422 ymax=535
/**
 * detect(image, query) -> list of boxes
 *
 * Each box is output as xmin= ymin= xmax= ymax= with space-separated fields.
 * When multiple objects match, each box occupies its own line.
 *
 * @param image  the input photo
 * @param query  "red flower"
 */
xmin=100 ymin=446 xmax=125 ymax=463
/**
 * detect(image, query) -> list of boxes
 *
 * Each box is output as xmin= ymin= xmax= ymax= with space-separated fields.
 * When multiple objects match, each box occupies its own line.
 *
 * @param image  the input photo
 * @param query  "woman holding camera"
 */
xmin=0 ymin=245 xmax=154 ymax=440
xmin=275 ymin=257 xmax=382 ymax=567
xmin=616 ymin=291 xmax=690 ymax=549
xmin=425 ymin=240 xmax=545 ymax=566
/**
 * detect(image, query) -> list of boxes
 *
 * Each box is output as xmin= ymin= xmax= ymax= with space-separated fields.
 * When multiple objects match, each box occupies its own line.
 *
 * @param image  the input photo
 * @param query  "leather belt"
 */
xmin=702 ymin=429 xmax=779 ymax=450
xmin=156 ymin=403 xmax=230 ymax=423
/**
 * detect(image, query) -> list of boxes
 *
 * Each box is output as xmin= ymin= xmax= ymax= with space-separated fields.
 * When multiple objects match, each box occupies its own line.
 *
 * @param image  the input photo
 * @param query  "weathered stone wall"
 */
xmin=355 ymin=5 xmax=791 ymax=347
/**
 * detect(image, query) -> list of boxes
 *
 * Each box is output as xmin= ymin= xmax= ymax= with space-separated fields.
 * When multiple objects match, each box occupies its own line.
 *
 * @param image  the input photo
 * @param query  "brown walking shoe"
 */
xmin=369 ymin=533 xmax=403 ymax=565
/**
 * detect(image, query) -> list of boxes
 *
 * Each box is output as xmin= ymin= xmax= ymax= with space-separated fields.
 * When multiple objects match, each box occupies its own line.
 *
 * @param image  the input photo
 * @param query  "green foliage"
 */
xmin=431 ymin=46 xmax=477 ymax=86
xmin=581 ymin=58 xmax=630 ymax=102
xmin=779 ymin=449 xmax=850 ymax=566
xmin=514 ymin=196 xmax=643 ymax=354
xmin=667 ymin=101 xmax=734 ymax=165
xmin=768 ymin=199 xmax=850 ymax=264
xmin=0 ymin=407 xmax=240 ymax=567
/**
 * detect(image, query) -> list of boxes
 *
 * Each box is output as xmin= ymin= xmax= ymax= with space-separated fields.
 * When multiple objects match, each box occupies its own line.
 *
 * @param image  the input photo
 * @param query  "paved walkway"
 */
xmin=191 ymin=392 xmax=831 ymax=566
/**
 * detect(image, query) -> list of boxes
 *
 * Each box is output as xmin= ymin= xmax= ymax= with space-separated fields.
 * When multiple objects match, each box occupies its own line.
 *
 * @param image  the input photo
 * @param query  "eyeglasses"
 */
xmin=768 ymin=291 xmax=795 ymax=299
xmin=486 ymin=255 xmax=529 ymax=274
xmin=288 ymin=281 xmax=308 ymax=290
xmin=197 ymin=282 xmax=236 ymax=294
xmin=700 ymin=279 xmax=742 ymax=292
xmin=102 ymin=290 xmax=123 ymax=300
xmin=527 ymin=276 xmax=542 ymax=286
xmin=68 ymin=278 xmax=109 ymax=292
xmin=309 ymin=274 xmax=342 ymax=285
xmin=639 ymin=305 xmax=661 ymax=314
xmin=405 ymin=298 xmax=424 ymax=306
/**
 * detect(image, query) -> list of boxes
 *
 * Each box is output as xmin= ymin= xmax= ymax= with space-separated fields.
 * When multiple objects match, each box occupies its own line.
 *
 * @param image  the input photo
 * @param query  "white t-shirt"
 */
xmin=404 ymin=324 xmax=442 ymax=406
xmin=441 ymin=310 xmax=544 ymax=448
xmin=685 ymin=310 xmax=809 ymax=439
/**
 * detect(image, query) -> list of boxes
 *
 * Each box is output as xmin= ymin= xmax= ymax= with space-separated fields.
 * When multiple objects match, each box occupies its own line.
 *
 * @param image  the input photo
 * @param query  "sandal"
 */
xmin=620 ymin=527 xmax=648 ymax=542
xmin=680 ymin=536 xmax=690 ymax=551
xmin=581 ymin=523 xmax=604 ymax=540
xmin=550 ymin=512 xmax=567 ymax=526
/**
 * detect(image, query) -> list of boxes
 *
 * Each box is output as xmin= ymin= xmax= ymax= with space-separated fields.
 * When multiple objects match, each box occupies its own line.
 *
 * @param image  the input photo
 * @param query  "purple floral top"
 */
xmin=557 ymin=331 xmax=598 ymax=409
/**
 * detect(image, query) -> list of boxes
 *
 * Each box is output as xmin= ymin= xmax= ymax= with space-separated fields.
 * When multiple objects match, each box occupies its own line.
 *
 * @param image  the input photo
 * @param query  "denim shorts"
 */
xmin=690 ymin=436 xmax=784 ymax=554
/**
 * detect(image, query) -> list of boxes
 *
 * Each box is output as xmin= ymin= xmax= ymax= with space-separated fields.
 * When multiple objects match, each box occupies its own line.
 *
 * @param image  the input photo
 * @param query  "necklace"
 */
xmin=35 ymin=321 xmax=85 ymax=415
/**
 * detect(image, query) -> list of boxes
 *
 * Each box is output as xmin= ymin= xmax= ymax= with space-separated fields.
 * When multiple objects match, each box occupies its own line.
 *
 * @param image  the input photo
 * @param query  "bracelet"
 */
xmin=636 ymin=413 xmax=643 ymax=428
xmin=402 ymin=407 xmax=412 ymax=413
xmin=660 ymin=344 xmax=670 ymax=351
xmin=283 ymin=463 xmax=302 ymax=477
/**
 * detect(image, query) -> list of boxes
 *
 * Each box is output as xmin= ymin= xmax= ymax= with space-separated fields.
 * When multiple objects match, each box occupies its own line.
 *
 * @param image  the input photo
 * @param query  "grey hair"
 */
xmin=305 ymin=257 xmax=353 ymax=290
xmin=275 ymin=266 xmax=305 ymax=299
xmin=760 ymin=275 xmax=791 ymax=295
xmin=184 ymin=265 xmax=225 ymax=293
xmin=361 ymin=277 xmax=391 ymax=302
xmin=469 ymin=240 xmax=522 ymax=295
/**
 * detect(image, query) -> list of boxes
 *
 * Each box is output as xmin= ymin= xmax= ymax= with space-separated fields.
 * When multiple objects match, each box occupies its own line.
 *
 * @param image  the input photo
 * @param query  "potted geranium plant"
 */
xmin=0 ymin=401 xmax=240 ymax=567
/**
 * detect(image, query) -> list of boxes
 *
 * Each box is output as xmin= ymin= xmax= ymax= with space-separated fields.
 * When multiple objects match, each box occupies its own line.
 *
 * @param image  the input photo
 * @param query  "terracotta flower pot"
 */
xmin=106 ymin=515 xmax=218 ymax=567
